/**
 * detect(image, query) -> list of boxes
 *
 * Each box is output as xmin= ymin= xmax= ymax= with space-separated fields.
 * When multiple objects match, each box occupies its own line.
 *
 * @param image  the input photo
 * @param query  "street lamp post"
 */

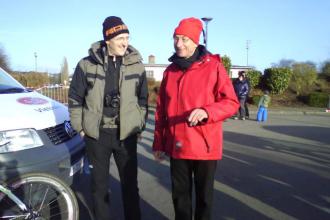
xmin=246 ymin=40 xmax=251 ymax=66
xmin=34 ymin=52 xmax=38 ymax=72
xmin=201 ymin=17 xmax=213 ymax=49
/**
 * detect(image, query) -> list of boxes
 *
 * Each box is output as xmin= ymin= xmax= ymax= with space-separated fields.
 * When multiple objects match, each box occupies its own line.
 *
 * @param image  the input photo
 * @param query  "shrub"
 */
xmin=290 ymin=62 xmax=318 ymax=95
xmin=10 ymin=71 xmax=49 ymax=88
xmin=246 ymin=70 xmax=262 ymax=89
xmin=251 ymin=95 xmax=261 ymax=105
xmin=147 ymin=79 xmax=161 ymax=105
xmin=263 ymin=68 xmax=292 ymax=94
xmin=307 ymin=92 xmax=329 ymax=107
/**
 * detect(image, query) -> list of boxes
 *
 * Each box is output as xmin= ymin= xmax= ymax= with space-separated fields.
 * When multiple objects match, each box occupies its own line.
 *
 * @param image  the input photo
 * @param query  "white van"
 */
xmin=0 ymin=67 xmax=85 ymax=184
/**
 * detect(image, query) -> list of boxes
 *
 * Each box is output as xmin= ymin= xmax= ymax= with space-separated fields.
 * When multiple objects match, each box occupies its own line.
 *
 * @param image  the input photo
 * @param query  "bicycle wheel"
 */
xmin=0 ymin=173 xmax=79 ymax=220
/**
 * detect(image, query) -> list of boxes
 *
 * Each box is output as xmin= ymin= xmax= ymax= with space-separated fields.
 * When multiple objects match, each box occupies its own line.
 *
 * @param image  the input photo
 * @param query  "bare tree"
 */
xmin=0 ymin=45 xmax=10 ymax=71
xmin=60 ymin=57 xmax=69 ymax=85
xmin=221 ymin=55 xmax=232 ymax=76
xmin=321 ymin=60 xmax=330 ymax=81
xmin=271 ymin=59 xmax=296 ymax=68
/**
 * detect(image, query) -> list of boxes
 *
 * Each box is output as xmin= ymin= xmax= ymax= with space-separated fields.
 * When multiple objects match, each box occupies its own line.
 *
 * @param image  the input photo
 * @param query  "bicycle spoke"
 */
xmin=28 ymin=183 xmax=32 ymax=209
xmin=38 ymin=185 xmax=50 ymax=212
xmin=0 ymin=213 xmax=28 ymax=219
xmin=0 ymin=196 xmax=27 ymax=220
xmin=1 ymin=174 xmax=78 ymax=220
xmin=47 ymin=210 xmax=69 ymax=219
xmin=37 ymin=190 xmax=71 ymax=219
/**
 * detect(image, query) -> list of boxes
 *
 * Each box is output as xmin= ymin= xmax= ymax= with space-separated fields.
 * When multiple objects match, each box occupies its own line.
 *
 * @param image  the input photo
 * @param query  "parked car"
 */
xmin=0 ymin=67 xmax=85 ymax=184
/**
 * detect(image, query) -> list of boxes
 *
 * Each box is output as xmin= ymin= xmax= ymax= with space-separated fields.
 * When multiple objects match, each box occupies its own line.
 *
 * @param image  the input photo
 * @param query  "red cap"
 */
xmin=174 ymin=17 xmax=203 ymax=45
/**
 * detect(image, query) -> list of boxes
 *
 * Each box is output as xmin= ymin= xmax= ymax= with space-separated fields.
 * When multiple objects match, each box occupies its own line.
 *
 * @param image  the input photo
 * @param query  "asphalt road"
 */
xmin=72 ymin=111 xmax=330 ymax=220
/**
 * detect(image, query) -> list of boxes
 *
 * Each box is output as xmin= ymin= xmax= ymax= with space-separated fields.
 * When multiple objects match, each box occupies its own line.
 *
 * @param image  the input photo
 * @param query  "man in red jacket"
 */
xmin=153 ymin=17 xmax=239 ymax=220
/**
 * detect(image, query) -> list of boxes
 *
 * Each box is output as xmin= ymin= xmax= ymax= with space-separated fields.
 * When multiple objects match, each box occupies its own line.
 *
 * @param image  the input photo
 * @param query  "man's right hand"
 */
xmin=153 ymin=151 xmax=165 ymax=162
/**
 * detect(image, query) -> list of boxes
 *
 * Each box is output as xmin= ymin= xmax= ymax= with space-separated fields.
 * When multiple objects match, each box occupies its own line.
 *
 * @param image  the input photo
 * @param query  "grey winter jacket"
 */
xmin=68 ymin=41 xmax=148 ymax=140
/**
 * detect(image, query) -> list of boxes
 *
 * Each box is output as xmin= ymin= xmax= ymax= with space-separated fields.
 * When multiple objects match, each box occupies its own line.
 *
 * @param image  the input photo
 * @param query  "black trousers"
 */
xmin=170 ymin=158 xmax=217 ymax=220
xmin=85 ymin=129 xmax=140 ymax=220
xmin=244 ymin=98 xmax=250 ymax=117
xmin=237 ymin=97 xmax=247 ymax=118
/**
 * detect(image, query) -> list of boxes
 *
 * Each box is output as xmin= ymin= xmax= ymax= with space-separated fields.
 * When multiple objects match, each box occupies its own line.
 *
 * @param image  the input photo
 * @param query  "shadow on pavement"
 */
xmin=214 ymin=130 xmax=330 ymax=220
xmin=72 ymin=160 xmax=169 ymax=220
xmin=263 ymin=125 xmax=330 ymax=145
xmin=72 ymin=113 xmax=330 ymax=220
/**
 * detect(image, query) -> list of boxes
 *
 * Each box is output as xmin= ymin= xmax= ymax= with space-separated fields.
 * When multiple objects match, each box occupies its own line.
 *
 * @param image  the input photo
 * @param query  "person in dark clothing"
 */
xmin=233 ymin=74 xmax=249 ymax=120
xmin=68 ymin=16 xmax=148 ymax=220
xmin=239 ymin=71 xmax=251 ymax=118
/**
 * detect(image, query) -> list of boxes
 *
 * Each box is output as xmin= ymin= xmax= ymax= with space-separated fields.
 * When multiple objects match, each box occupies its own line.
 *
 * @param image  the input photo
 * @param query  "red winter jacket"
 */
xmin=152 ymin=53 xmax=239 ymax=160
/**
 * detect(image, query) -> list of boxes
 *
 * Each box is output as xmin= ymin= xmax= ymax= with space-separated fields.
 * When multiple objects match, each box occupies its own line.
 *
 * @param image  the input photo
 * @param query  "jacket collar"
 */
xmin=169 ymin=45 xmax=213 ymax=71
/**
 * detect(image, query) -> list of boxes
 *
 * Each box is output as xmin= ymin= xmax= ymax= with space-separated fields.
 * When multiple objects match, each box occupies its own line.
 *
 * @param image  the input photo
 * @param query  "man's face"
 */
xmin=106 ymin=33 xmax=129 ymax=56
xmin=173 ymin=35 xmax=197 ymax=58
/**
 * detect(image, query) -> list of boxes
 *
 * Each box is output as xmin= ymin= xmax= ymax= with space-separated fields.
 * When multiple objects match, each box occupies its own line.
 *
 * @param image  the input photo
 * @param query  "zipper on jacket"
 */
xmin=174 ymin=70 xmax=185 ymax=152
xmin=102 ymin=46 xmax=108 ymax=72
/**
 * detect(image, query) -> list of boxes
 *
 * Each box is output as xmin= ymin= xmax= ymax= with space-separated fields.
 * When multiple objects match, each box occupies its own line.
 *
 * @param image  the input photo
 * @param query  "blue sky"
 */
xmin=1 ymin=0 xmax=329 ymax=74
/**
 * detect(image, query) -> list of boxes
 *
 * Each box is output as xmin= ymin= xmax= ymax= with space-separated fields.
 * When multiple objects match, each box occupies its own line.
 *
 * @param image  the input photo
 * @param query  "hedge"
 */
xmin=307 ymin=92 xmax=329 ymax=107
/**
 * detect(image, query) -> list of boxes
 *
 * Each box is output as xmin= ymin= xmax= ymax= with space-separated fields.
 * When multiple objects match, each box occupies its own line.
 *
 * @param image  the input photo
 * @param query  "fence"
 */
xmin=35 ymin=86 xmax=69 ymax=105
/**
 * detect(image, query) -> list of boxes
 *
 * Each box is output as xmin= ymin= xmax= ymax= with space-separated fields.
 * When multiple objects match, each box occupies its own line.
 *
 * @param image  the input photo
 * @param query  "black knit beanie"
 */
xmin=102 ymin=16 xmax=129 ymax=41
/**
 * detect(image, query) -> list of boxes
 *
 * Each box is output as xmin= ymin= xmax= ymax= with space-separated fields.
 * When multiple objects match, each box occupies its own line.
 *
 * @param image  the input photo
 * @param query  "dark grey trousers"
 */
xmin=170 ymin=158 xmax=217 ymax=220
xmin=85 ymin=129 xmax=140 ymax=220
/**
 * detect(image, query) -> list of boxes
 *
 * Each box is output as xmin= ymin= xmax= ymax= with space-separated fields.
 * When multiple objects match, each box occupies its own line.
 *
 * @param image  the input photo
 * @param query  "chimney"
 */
xmin=148 ymin=55 xmax=155 ymax=64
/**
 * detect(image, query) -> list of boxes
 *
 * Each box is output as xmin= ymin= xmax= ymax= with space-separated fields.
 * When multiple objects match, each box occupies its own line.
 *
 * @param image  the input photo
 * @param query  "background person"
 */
xmin=233 ymin=73 xmax=249 ymax=120
xmin=240 ymin=71 xmax=251 ymax=119
xmin=257 ymin=90 xmax=271 ymax=122
xmin=68 ymin=16 xmax=148 ymax=220
xmin=153 ymin=17 xmax=239 ymax=220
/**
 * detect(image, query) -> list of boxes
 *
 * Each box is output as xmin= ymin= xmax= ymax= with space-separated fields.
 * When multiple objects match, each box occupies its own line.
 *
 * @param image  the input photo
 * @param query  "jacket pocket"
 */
xmin=200 ymin=123 xmax=222 ymax=155
xmin=135 ymin=103 xmax=145 ymax=129
xmin=121 ymin=102 xmax=144 ymax=138
xmin=200 ymin=126 xmax=211 ymax=153
xmin=82 ymin=110 xmax=100 ymax=139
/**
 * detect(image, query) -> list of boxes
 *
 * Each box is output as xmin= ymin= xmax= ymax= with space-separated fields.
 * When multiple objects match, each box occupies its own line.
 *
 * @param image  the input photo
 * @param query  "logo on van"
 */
xmin=64 ymin=121 xmax=75 ymax=138
xmin=17 ymin=97 xmax=49 ymax=105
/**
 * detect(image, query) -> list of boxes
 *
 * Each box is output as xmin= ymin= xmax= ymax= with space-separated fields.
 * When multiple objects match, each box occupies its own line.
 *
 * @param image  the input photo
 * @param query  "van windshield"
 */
xmin=0 ymin=68 xmax=28 ymax=94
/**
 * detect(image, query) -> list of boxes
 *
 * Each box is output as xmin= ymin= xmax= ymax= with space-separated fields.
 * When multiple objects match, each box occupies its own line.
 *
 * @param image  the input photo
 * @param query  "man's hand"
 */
xmin=137 ymin=133 xmax=142 ymax=141
xmin=153 ymin=151 xmax=165 ymax=162
xmin=79 ymin=130 xmax=85 ymax=138
xmin=187 ymin=108 xmax=208 ymax=126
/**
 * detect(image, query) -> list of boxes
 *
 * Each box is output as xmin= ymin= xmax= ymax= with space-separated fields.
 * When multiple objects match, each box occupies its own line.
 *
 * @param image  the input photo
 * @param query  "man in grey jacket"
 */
xmin=69 ymin=16 xmax=148 ymax=220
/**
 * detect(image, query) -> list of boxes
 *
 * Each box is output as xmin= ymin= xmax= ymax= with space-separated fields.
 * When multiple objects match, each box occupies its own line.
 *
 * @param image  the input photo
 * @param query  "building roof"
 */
xmin=144 ymin=63 xmax=169 ymax=68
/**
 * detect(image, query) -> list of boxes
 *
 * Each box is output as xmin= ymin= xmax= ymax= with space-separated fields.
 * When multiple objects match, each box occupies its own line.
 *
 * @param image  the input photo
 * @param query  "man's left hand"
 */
xmin=187 ymin=108 xmax=208 ymax=126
